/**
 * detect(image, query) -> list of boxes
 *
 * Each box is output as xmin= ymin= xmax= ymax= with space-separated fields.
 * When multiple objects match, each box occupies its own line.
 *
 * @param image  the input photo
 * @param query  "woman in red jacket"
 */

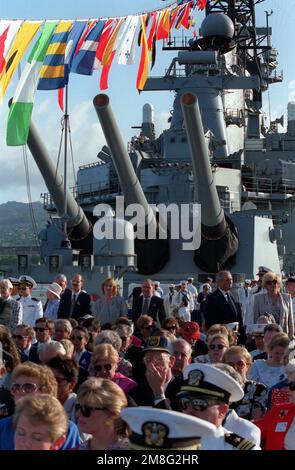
xmin=254 ymin=363 xmax=295 ymax=449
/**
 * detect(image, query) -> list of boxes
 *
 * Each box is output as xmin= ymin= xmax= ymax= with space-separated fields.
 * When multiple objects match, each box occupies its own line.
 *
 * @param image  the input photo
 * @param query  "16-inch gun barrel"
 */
xmin=181 ymin=92 xmax=238 ymax=272
xmin=27 ymin=121 xmax=90 ymax=240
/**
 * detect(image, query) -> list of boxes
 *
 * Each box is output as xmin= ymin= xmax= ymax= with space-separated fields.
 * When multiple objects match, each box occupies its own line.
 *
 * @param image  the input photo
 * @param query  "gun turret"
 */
xmin=181 ymin=92 xmax=238 ymax=272
xmin=93 ymin=94 xmax=169 ymax=274
xmin=27 ymin=121 xmax=91 ymax=241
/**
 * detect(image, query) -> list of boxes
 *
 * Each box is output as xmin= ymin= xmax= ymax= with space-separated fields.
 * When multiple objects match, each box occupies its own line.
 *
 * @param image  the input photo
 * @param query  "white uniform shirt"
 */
xmin=222 ymin=409 xmax=261 ymax=445
xmin=19 ymin=295 xmax=43 ymax=326
xmin=201 ymin=425 xmax=261 ymax=450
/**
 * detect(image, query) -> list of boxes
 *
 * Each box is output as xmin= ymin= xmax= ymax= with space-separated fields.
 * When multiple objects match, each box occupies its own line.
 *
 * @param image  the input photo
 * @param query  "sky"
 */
xmin=0 ymin=0 xmax=294 ymax=205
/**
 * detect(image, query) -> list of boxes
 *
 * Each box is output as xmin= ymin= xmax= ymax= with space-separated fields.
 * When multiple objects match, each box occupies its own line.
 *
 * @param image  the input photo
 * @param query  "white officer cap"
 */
xmin=121 ymin=406 xmax=216 ymax=450
xmin=256 ymin=266 xmax=271 ymax=276
xmin=47 ymin=282 xmax=62 ymax=299
xmin=247 ymin=324 xmax=265 ymax=336
xmin=154 ymin=281 xmax=160 ymax=285
xmin=169 ymin=284 xmax=175 ymax=288
xmin=244 ymin=279 xmax=251 ymax=285
xmin=8 ymin=277 xmax=20 ymax=286
xmin=180 ymin=280 xmax=187 ymax=285
xmin=180 ymin=363 xmax=244 ymax=404
xmin=18 ymin=275 xmax=37 ymax=289
xmin=226 ymin=322 xmax=239 ymax=332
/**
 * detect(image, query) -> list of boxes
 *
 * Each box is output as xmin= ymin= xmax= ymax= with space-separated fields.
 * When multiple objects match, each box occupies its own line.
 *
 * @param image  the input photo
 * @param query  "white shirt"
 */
xmin=18 ymin=295 xmax=43 ymax=326
xmin=201 ymin=425 xmax=261 ymax=450
xmin=222 ymin=409 xmax=261 ymax=445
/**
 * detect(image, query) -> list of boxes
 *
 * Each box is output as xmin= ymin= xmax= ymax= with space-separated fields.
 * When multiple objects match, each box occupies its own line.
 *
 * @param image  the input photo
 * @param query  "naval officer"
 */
xmin=121 ymin=406 xmax=216 ymax=450
xmin=17 ymin=275 xmax=43 ymax=326
xmin=177 ymin=362 xmax=261 ymax=450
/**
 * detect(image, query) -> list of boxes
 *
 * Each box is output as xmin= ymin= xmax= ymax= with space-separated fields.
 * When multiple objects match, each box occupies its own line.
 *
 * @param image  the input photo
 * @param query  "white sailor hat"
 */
xmin=121 ymin=406 xmax=216 ymax=450
xmin=256 ymin=266 xmax=271 ymax=276
xmin=18 ymin=275 xmax=37 ymax=289
xmin=154 ymin=281 xmax=160 ymax=286
xmin=179 ymin=363 xmax=244 ymax=404
xmin=169 ymin=284 xmax=175 ymax=288
xmin=247 ymin=324 xmax=265 ymax=336
xmin=226 ymin=322 xmax=239 ymax=332
xmin=180 ymin=280 xmax=187 ymax=284
xmin=8 ymin=277 xmax=20 ymax=286
xmin=47 ymin=282 xmax=62 ymax=299
xmin=187 ymin=277 xmax=194 ymax=281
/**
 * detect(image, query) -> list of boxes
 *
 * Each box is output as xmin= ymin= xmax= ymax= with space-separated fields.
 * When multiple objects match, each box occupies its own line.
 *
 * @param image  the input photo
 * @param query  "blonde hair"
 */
xmin=11 ymin=362 xmax=58 ymax=397
xmin=206 ymin=324 xmax=229 ymax=339
xmin=262 ymin=272 xmax=282 ymax=288
xmin=208 ymin=334 xmax=229 ymax=348
xmin=92 ymin=343 xmax=119 ymax=366
xmin=13 ymin=394 xmax=68 ymax=442
xmin=59 ymin=339 xmax=74 ymax=358
xmin=267 ymin=333 xmax=290 ymax=353
xmin=77 ymin=377 xmax=127 ymax=436
xmin=101 ymin=277 xmax=117 ymax=297
xmin=223 ymin=345 xmax=252 ymax=366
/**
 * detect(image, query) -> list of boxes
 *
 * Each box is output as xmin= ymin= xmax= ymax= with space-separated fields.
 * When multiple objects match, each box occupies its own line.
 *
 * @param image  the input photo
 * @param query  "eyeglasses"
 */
xmin=12 ymin=334 xmax=28 ymax=340
xmin=209 ymin=344 xmax=226 ymax=350
xmin=180 ymin=397 xmax=221 ymax=412
xmin=11 ymin=383 xmax=39 ymax=395
xmin=287 ymin=381 xmax=295 ymax=391
xmin=34 ymin=327 xmax=48 ymax=333
xmin=226 ymin=360 xmax=246 ymax=368
xmin=253 ymin=334 xmax=264 ymax=338
xmin=94 ymin=364 xmax=112 ymax=372
xmin=71 ymin=335 xmax=84 ymax=341
xmin=75 ymin=403 xmax=106 ymax=418
xmin=266 ymin=280 xmax=278 ymax=286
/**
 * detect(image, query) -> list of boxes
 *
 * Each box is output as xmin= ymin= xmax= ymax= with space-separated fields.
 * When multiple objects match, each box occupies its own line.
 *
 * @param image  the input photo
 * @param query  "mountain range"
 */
xmin=0 ymin=201 xmax=47 ymax=246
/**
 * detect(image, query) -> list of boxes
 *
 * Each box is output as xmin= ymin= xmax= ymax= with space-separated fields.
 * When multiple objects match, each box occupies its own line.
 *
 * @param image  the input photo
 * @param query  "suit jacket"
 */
xmin=131 ymin=295 xmax=166 ymax=325
xmin=128 ymin=376 xmax=183 ymax=411
xmin=204 ymin=288 xmax=246 ymax=343
xmin=57 ymin=290 xmax=92 ymax=320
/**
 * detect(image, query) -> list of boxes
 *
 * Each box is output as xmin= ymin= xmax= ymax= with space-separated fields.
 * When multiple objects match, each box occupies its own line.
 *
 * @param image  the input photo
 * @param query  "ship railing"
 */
xmin=242 ymin=175 xmax=273 ymax=194
xmin=42 ymin=181 xmax=122 ymax=211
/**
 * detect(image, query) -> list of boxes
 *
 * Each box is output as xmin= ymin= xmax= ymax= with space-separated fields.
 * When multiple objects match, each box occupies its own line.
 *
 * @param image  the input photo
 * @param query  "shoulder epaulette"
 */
xmin=224 ymin=433 xmax=256 ymax=450
xmin=31 ymin=297 xmax=40 ymax=302
xmin=16 ymin=297 xmax=21 ymax=301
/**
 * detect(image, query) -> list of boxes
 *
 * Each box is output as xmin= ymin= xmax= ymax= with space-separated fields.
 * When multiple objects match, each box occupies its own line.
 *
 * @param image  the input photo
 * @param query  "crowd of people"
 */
xmin=0 ymin=267 xmax=294 ymax=451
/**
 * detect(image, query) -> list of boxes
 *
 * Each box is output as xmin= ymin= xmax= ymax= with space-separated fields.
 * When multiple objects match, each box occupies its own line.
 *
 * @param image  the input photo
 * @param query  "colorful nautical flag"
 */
xmin=136 ymin=14 xmax=149 ymax=91
xmin=71 ymin=20 xmax=105 ymax=75
xmin=0 ymin=20 xmax=41 ymax=100
xmin=37 ymin=20 xmax=73 ymax=90
xmin=117 ymin=16 xmax=139 ymax=65
xmin=100 ymin=18 xmax=127 ymax=90
xmin=0 ymin=20 xmax=22 ymax=75
xmin=156 ymin=8 xmax=171 ymax=40
xmin=7 ymin=21 xmax=57 ymax=146
xmin=59 ymin=20 xmax=88 ymax=88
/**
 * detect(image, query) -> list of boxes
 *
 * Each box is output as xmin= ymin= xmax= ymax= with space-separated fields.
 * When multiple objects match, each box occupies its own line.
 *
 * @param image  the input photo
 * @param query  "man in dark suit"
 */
xmin=128 ymin=336 xmax=182 ymax=411
xmin=203 ymin=270 xmax=246 ymax=344
xmin=131 ymin=279 xmax=166 ymax=326
xmin=57 ymin=274 xmax=92 ymax=320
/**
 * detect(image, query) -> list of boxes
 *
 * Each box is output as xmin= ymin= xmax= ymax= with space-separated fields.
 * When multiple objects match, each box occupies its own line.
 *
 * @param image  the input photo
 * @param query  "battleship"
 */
xmin=1 ymin=0 xmax=292 ymax=293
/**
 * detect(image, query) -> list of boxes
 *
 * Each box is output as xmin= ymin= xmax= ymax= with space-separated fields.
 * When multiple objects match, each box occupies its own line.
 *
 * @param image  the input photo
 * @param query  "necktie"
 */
xmin=70 ymin=294 xmax=76 ymax=316
xmin=225 ymin=293 xmax=237 ymax=318
xmin=142 ymin=297 xmax=149 ymax=315
xmin=169 ymin=293 xmax=173 ymax=305
xmin=245 ymin=288 xmax=248 ymax=298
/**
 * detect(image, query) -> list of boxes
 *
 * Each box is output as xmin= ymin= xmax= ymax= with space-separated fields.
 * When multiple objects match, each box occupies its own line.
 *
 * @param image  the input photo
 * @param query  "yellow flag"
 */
xmin=136 ymin=14 xmax=149 ymax=91
xmin=0 ymin=20 xmax=42 ymax=99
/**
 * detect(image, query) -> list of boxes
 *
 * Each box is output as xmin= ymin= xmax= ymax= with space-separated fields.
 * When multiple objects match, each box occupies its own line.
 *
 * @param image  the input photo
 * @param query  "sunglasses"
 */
xmin=166 ymin=325 xmax=177 ymax=330
xmin=287 ymin=381 xmax=295 ymax=391
xmin=34 ymin=327 xmax=48 ymax=333
xmin=94 ymin=364 xmax=113 ymax=372
xmin=143 ymin=325 xmax=153 ymax=330
xmin=11 ymin=383 xmax=39 ymax=394
xmin=75 ymin=403 xmax=106 ymax=418
xmin=266 ymin=280 xmax=278 ymax=286
xmin=227 ymin=360 xmax=246 ymax=368
xmin=12 ymin=334 xmax=28 ymax=340
xmin=71 ymin=335 xmax=84 ymax=341
xmin=209 ymin=344 xmax=226 ymax=350
xmin=180 ymin=397 xmax=221 ymax=412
